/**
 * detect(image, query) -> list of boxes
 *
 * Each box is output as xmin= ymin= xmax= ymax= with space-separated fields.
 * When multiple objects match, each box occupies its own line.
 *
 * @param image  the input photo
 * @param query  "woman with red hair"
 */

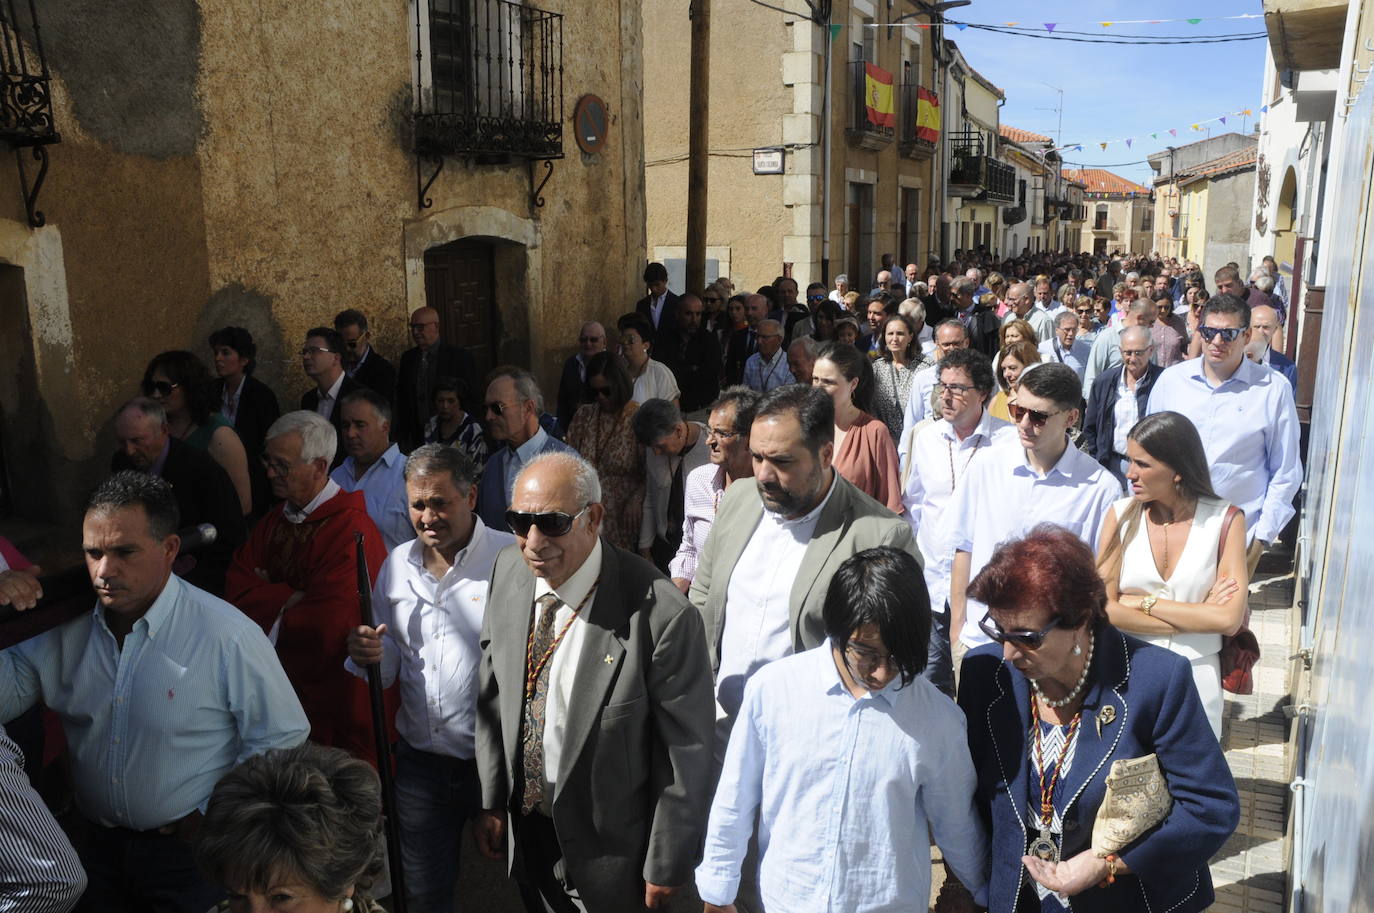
xmin=943 ymin=524 xmax=1239 ymax=913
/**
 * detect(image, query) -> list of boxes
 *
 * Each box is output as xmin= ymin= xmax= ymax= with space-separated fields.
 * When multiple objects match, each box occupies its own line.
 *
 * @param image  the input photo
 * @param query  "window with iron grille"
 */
xmin=413 ymin=0 xmax=564 ymax=161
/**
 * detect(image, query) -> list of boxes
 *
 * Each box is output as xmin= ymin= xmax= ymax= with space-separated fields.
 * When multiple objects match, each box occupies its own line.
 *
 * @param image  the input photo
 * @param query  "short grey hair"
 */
xmin=489 ymin=366 xmax=544 ymax=413
xmin=788 ymin=335 xmax=819 ymax=358
xmin=116 ymin=396 xmax=167 ymax=427
xmin=517 ymin=451 xmax=602 ymax=506
xmin=1252 ymin=274 xmax=1275 ymax=293
xmin=631 ymin=398 xmax=683 ymax=446
xmin=1120 ymin=326 xmax=1154 ymax=349
xmin=404 ymin=443 xmax=479 ymax=493
xmin=951 ymin=277 xmax=978 ymax=296
xmin=898 ymin=298 xmax=927 ymax=324
xmin=1054 ymin=311 xmax=1079 ymax=329
xmin=265 ymin=410 xmax=338 ymax=465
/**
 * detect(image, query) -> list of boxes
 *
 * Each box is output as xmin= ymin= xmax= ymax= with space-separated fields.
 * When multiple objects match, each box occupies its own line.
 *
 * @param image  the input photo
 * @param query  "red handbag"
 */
xmin=1217 ymin=505 xmax=1260 ymax=695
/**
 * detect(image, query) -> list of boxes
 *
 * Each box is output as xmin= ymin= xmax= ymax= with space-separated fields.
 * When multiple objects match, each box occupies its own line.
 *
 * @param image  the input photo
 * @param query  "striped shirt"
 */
xmin=0 ymin=724 xmax=86 ymax=910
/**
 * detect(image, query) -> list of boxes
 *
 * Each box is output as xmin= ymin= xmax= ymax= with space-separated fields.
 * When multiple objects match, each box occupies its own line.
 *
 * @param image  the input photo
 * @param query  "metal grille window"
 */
xmin=0 ymin=0 xmax=58 ymax=227
xmin=414 ymin=0 xmax=564 ymax=161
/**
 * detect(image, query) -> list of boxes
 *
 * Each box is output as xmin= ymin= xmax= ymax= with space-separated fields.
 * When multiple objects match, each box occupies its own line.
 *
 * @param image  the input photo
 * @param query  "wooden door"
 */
xmin=423 ymin=240 xmax=498 ymax=382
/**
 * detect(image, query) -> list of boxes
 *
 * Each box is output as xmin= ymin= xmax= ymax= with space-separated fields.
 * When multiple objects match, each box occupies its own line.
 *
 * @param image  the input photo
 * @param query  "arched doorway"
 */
xmin=1273 ymin=166 xmax=1298 ymax=274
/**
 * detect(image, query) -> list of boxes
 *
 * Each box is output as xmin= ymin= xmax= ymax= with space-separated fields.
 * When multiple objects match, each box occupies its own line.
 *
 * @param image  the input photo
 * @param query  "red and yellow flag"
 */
xmin=864 ymin=63 xmax=895 ymax=128
xmin=916 ymin=86 xmax=940 ymax=142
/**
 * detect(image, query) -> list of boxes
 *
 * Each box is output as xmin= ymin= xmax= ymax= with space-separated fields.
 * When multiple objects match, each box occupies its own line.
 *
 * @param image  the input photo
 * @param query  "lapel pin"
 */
xmin=1096 ymin=704 xmax=1116 ymax=737
xmin=603 ymin=654 xmax=614 ymax=665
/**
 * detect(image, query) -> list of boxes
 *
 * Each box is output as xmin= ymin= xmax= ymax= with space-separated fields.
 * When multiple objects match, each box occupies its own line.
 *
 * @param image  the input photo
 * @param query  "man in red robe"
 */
xmin=226 ymin=410 xmax=394 ymax=765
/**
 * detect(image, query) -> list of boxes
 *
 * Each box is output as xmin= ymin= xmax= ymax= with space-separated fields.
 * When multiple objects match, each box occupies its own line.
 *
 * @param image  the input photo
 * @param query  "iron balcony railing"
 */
xmin=414 ymin=0 xmax=564 ymax=160
xmin=897 ymin=82 xmax=938 ymax=157
xmin=847 ymin=60 xmax=895 ymax=141
xmin=0 ymin=0 xmax=55 ymax=147
xmin=948 ymin=130 xmax=1015 ymax=202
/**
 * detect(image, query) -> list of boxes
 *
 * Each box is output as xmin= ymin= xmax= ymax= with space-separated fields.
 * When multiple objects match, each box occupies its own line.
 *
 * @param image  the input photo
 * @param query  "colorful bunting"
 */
xmin=1044 ymin=23 xmax=1056 ymax=31
xmin=1169 ymin=128 xmax=1177 ymax=136
xmin=955 ymin=22 xmax=967 ymax=30
xmin=1101 ymin=21 xmax=1113 ymax=27
xmin=1260 ymin=105 xmax=1269 ymax=113
xmin=1219 ymin=116 xmax=1227 ymax=124
xmin=1100 ymin=142 xmax=1108 ymax=150
xmin=830 ymin=23 xmax=841 ymax=40
xmin=1126 ymin=138 xmax=1133 ymax=148
xmin=1151 ymin=133 xmax=1158 ymax=139
xmin=1187 ymin=18 xmax=1201 ymax=24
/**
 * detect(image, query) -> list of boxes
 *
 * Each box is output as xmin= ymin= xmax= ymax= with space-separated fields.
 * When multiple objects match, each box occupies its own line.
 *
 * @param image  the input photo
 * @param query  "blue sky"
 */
xmin=944 ymin=0 xmax=1267 ymax=184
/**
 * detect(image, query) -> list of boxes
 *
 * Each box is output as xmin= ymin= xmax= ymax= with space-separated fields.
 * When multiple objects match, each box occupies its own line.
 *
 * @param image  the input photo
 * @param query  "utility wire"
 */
xmin=947 ymin=22 xmax=1265 ymax=44
xmin=953 ymin=22 xmax=1265 ymax=40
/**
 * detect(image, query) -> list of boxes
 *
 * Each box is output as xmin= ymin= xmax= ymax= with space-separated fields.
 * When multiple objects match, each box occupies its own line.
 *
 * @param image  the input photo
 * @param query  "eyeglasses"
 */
xmin=807 ymin=294 xmax=827 ymax=302
xmin=590 ymin=384 xmax=613 ymax=398
xmin=1197 ymin=326 xmax=1244 ymax=344
xmin=978 ymin=613 xmax=1063 ymax=649
xmin=707 ymin=426 xmax=739 ymax=440
xmin=937 ymin=382 xmax=976 ymax=398
xmin=1008 ymin=403 xmax=1064 ymax=427
xmin=300 ymin=346 xmax=333 ymax=356
xmin=484 ymin=400 xmax=513 ymax=416
xmin=260 ymin=454 xmax=298 ymax=476
xmin=141 ymin=380 xmax=180 ymax=398
xmin=844 ymin=642 xmax=896 ymax=670
xmin=1120 ymin=348 xmax=1152 ymax=358
xmin=1075 ymin=307 xmax=1093 ymax=315
xmin=505 ymin=505 xmax=590 ymax=538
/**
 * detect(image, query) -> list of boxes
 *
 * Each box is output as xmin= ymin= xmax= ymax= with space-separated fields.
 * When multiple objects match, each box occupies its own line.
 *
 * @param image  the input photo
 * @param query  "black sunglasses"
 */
xmin=505 ymin=505 xmax=590 ymax=538
xmin=142 ymin=380 xmax=180 ymax=398
xmin=1008 ymin=403 xmax=1064 ymax=426
xmin=1197 ymin=326 xmax=1244 ymax=343
xmin=979 ymin=613 xmax=1063 ymax=649
xmin=484 ymin=401 xmax=508 ymax=416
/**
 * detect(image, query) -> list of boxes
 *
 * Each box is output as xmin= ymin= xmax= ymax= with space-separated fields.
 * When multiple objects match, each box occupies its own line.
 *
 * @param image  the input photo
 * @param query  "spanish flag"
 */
xmin=864 ymin=63 xmax=895 ymax=128
xmin=916 ymin=87 xmax=940 ymax=142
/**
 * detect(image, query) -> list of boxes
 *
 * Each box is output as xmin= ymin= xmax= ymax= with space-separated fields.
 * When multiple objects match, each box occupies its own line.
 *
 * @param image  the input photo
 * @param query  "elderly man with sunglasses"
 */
xmin=474 ymin=451 xmax=715 ymax=913
xmin=476 ymin=367 xmax=577 ymax=536
xmin=1146 ymin=294 xmax=1302 ymax=572
xmin=943 ymin=364 xmax=1123 ymax=680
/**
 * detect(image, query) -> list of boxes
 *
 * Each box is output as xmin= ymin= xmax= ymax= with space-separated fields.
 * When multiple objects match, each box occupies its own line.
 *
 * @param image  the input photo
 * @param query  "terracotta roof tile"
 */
xmin=1000 ymin=125 xmax=1052 ymax=144
xmin=1176 ymin=148 xmax=1258 ymax=185
xmin=1061 ymin=168 xmax=1151 ymax=196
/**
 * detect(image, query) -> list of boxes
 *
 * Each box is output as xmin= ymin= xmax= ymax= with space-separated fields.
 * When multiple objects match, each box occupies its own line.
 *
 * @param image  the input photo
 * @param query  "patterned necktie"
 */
xmin=520 ymin=592 xmax=563 ymax=815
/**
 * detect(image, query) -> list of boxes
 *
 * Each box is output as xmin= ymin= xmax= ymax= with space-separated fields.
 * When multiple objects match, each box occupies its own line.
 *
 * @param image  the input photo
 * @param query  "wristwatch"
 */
xmin=1140 ymin=594 xmax=1159 ymax=616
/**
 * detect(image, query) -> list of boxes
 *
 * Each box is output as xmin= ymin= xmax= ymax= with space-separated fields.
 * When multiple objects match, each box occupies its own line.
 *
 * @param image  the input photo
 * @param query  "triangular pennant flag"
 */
xmin=918 ymin=22 xmax=930 ymax=28
xmin=1260 ymin=105 xmax=1269 ymax=113
xmin=1187 ymin=18 xmax=1201 ymax=24
xmin=1219 ymin=116 xmax=1227 ymax=124
xmin=1074 ymin=145 xmax=1083 ymax=151
xmin=1242 ymin=109 xmax=1253 ymax=116
xmin=1004 ymin=21 xmax=1019 ymax=26
xmin=955 ymin=22 xmax=967 ymax=30
xmin=1100 ymin=142 xmax=1108 ymax=150
xmin=1169 ymin=128 xmax=1177 ymax=136
xmin=1126 ymin=138 xmax=1133 ymax=148
xmin=1101 ymin=21 xmax=1113 ymax=27
xmin=1192 ymin=123 xmax=1202 ymax=131
xmin=830 ymin=23 xmax=841 ymax=40
xmin=1044 ymin=22 xmax=1056 ymax=31
xmin=1151 ymin=133 xmax=1158 ymax=139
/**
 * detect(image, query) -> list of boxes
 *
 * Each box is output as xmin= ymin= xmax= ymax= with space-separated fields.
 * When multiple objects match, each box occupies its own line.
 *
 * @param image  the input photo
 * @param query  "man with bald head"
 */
xmin=1081 ymin=299 xmax=1157 ymax=398
xmin=1083 ymin=326 xmax=1163 ymax=490
xmin=556 ymin=320 xmax=607 ymax=431
xmin=1249 ymin=303 xmax=1297 ymax=392
xmin=742 ymin=318 xmax=794 ymax=393
xmin=1002 ymin=281 xmax=1052 ymax=342
xmin=397 ymin=305 xmax=478 ymax=451
xmin=474 ymin=451 xmax=714 ymax=913
xmin=112 ymin=397 xmax=246 ymax=595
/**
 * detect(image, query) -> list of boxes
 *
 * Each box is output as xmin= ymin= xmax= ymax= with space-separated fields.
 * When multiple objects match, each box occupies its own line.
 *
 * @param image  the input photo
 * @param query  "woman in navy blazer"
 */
xmin=949 ymin=524 xmax=1239 ymax=913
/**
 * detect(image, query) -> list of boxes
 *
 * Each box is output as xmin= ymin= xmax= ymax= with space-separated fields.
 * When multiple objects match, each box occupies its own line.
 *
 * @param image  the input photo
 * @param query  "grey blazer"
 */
xmin=476 ymin=540 xmax=716 ymax=911
xmin=689 ymin=471 xmax=921 ymax=672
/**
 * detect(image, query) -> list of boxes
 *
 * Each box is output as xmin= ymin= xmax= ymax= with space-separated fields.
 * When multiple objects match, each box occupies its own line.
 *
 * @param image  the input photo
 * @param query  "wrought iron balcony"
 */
xmin=0 ymin=0 xmax=58 ymax=227
xmin=948 ymin=130 xmax=1015 ymax=203
xmin=846 ymin=60 xmax=895 ymax=150
xmin=414 ymin=0 xmax=564 ymax=163
xmin=897 ymin=82 xmax=938 ymax=159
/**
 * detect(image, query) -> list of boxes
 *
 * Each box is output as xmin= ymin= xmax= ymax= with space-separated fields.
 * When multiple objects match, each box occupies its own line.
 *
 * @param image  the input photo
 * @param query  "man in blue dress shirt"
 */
xmin=0 ymin=472 xmax=308 ymax=912
xmin=697 ymin=547 xmax=988 ymax=913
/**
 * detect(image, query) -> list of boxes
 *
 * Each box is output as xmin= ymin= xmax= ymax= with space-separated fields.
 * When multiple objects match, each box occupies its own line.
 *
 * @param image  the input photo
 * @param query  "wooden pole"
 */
xmin=686 ymin=0 xmax=710 ymax=295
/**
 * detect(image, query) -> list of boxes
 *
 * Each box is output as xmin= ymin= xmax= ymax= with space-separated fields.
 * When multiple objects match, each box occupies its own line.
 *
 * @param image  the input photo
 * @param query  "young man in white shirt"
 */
xmin=346 ymin=444 xmax=515 ymax=912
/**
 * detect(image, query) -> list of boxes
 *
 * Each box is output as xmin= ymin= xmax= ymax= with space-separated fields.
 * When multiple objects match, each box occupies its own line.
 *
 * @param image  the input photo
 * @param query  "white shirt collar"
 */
xmin=320 ymin=371 xmax=345 ymax=402
xmin=405 ymin=515 xmax=490 ymax=577
xmin=940 ymin=406 xmax=999 ymax=445
xmin=284 ymin=478 xmax=341 ymax=524
xmin=535 ymin=537 xmax=604 ymax=608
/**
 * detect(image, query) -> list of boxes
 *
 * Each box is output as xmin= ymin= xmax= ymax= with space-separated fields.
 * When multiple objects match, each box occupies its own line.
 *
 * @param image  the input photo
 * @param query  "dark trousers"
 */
xmin=74 ymin=823 xmax=221 ymax=913
xmin=393 ymin=742 xmax=481 ymax=912
xmin=923 ymin=607 xmax=956 ymax=698
xmin=511 ymin=811 xmax=588 ymax=913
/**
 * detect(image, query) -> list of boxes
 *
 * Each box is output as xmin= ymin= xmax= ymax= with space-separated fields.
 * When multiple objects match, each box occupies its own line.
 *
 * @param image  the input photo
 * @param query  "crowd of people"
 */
xmin=0 ymin=247 xmax=1302 ymax=913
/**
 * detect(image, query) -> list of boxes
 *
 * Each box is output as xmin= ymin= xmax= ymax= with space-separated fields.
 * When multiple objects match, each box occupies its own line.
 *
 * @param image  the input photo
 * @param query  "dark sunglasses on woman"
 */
xmin=978 ymin=613 xmax=1062 ymax=649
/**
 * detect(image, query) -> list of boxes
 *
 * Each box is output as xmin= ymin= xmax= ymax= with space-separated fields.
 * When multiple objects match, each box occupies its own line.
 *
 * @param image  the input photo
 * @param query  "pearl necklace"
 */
xmin=1031 ymin=631 xmax=1095 ymax=709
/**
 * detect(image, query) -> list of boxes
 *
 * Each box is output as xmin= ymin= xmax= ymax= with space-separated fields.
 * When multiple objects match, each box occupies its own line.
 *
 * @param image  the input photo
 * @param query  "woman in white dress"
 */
xmin=1095 ymin=410 xmax=1249 ymax=738
xmin=616 ymin=312 xmax=681 ymax=406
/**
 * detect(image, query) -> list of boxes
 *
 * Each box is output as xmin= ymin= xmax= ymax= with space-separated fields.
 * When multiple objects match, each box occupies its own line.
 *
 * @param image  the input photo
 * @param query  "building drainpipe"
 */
xmin=820 ymin=9 xmax=833 ymax=284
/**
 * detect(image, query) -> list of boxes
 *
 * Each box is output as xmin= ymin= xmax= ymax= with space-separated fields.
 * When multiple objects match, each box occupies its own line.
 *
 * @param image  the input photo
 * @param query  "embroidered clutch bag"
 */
xmin=1091 ymin=753 xmax=1173 ymax=857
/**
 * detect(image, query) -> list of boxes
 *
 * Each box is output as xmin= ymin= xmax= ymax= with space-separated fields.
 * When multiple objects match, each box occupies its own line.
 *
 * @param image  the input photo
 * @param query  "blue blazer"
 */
xmin=958 ymin=625 xmax=1239 ymax=913
xmin=1268 ymin=349 xmax=1298 ymax=393
xmin=476 ymin=434 xmax=577 ymax=533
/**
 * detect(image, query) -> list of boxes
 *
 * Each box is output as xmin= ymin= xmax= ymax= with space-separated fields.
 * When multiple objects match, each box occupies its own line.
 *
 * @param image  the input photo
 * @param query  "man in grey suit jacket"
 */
xmin=477 ymin=367 xmax=577 ymax=534
xmin=474 ymin=451 xmax=715 ymax=913
xmin=690 ymin=385 xmax=920 ymax=725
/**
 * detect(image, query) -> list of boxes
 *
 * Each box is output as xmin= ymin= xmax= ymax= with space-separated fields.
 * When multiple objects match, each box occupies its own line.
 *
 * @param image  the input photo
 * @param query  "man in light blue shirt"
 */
xmin=331 ymin=388 xmax=414 ymax=551
xmin=476 ymin=367 xmax=576 ymax=533
xmin=1147 ymin=294 xmax=1302 ymax=553
xmin=0 ymin=472 xmax=308 ymax=911
xmin=697 ymin=547 xmax=988 ymax=913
